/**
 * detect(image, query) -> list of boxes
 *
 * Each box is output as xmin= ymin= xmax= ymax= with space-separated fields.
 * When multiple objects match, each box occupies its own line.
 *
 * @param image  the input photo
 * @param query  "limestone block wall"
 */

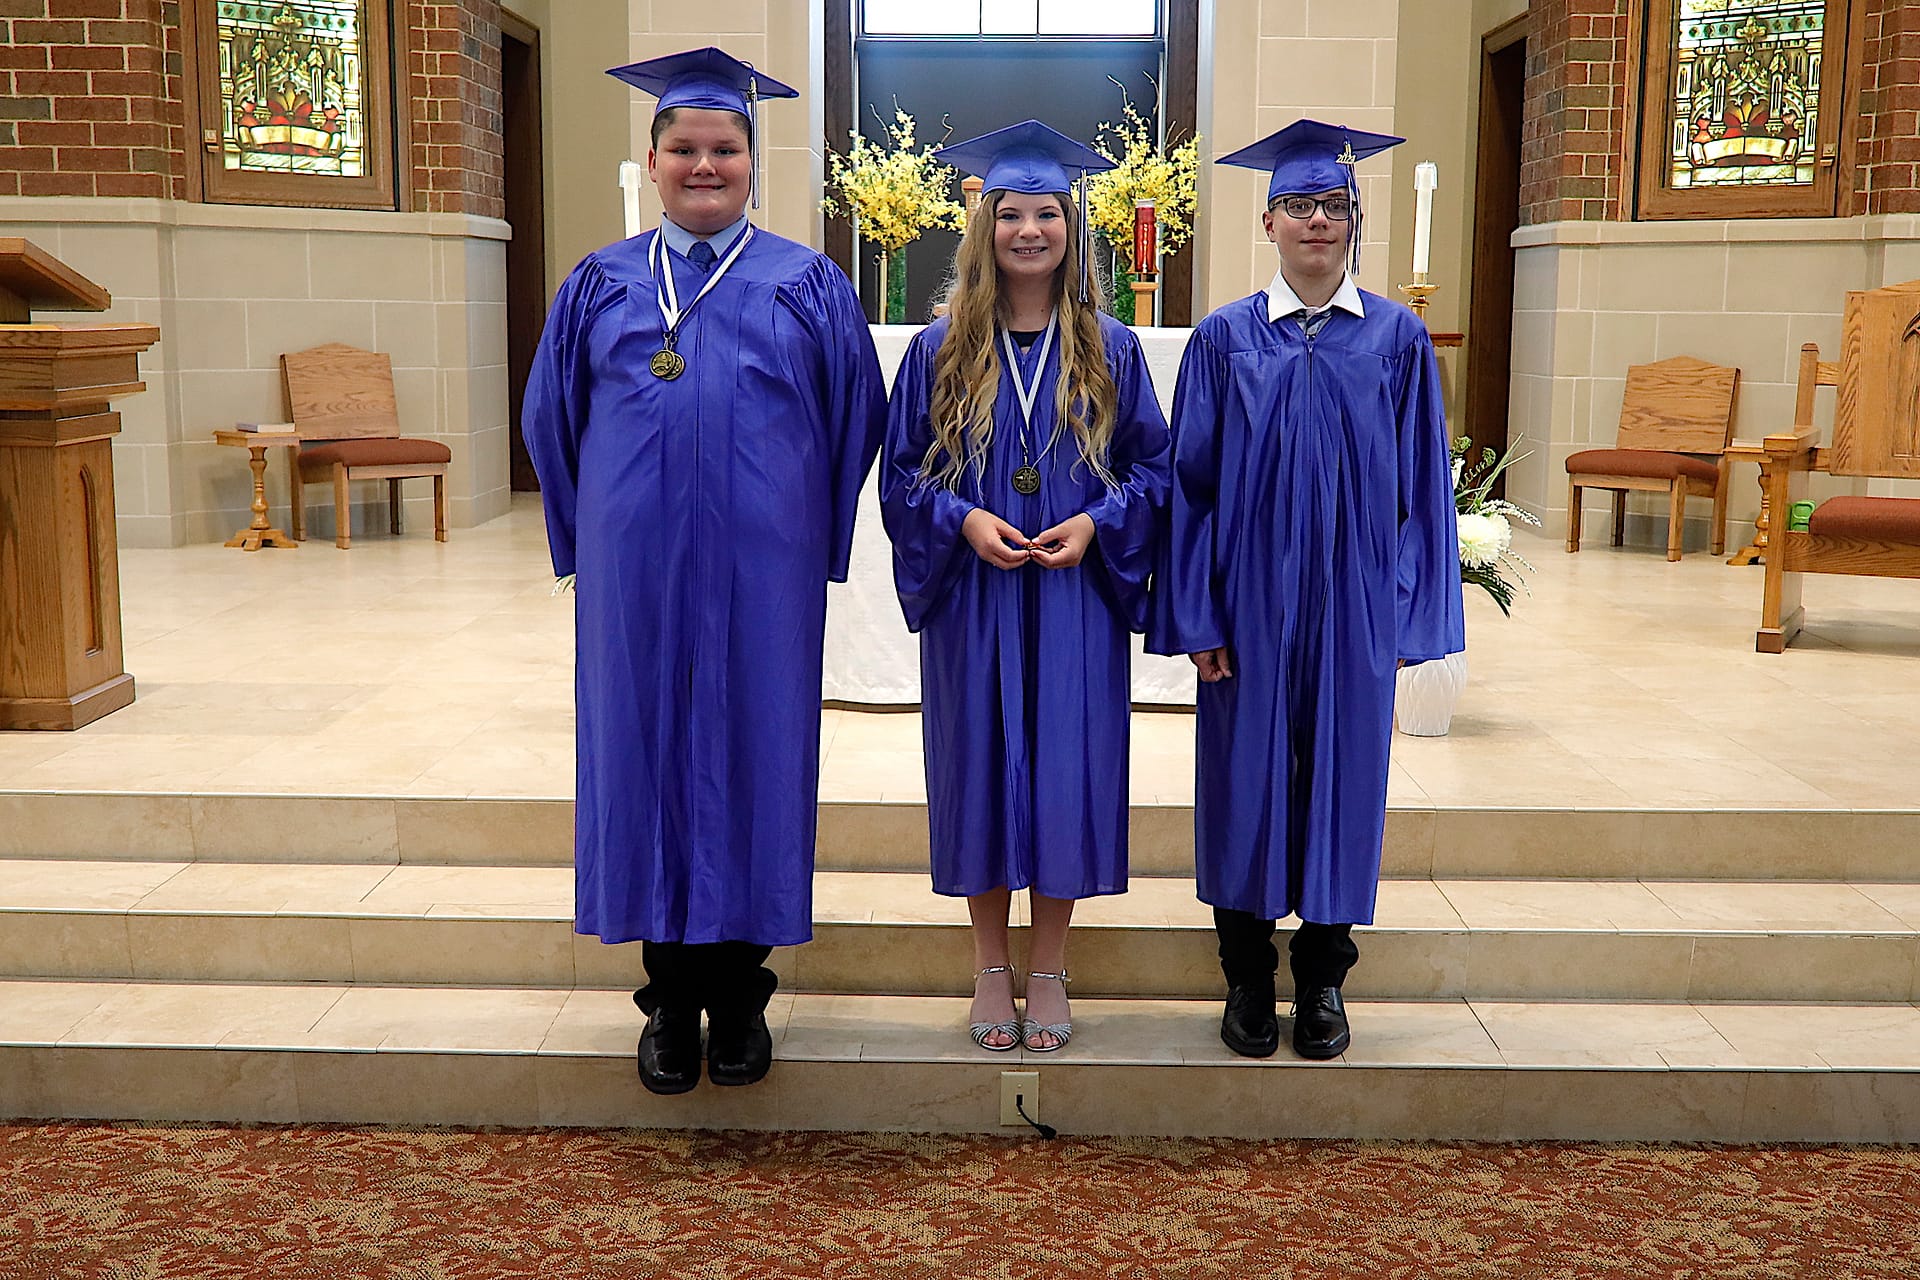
xmin=0 ymin=197 xmax=510 ymax=548
xmin=1504 ymin=214 xmax=1920 ymax=550
xmin=602 ymin=0 xmax=1408 ymax=311
xmin=1200 ymin=0 xmax=1403 ymax=312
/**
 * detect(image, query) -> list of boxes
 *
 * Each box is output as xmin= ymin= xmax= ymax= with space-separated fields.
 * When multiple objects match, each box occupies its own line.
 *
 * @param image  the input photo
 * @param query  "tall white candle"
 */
xmin=618 ymin=160 xmax=644 ymax=239
xmin=1412 ymin=161 xmax=1438 ymax=278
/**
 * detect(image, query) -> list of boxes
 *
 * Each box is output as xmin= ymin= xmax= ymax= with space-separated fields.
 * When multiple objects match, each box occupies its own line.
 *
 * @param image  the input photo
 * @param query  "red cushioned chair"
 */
xmin=280 ymin=342 xmax=451 ymax=550
xmin=1565 ymin=355 xmax=1741 ymax=562
xmin=1758 ymin=281 xmax=1920 ymax=652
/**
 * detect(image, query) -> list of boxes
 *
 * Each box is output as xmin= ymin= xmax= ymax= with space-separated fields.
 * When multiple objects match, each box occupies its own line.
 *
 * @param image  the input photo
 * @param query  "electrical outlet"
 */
xmin=1000 ymin=1071 xmax=1039 ymax=1126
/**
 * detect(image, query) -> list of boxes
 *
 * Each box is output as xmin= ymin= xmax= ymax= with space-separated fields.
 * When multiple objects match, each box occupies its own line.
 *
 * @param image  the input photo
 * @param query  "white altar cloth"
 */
xmin=822 ymin=324 xmax=1199 ymax=706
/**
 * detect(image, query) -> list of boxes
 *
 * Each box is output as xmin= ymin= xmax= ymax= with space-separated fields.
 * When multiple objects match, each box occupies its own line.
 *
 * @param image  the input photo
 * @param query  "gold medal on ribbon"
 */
xmin=1000 ymin=317 xmax=1057 ymax=501
xmin=649 ymin=223 xmax=756 ymax=386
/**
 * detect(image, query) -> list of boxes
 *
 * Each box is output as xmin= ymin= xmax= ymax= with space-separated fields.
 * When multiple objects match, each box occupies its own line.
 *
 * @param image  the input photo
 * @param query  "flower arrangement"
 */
xmin=1453 ymin=437 xmax=1538 ymax=615
xmin=822 ymin=108 xmax=966 ymax=323
xmin=1085 ymin=96 xmax=1201 ymax=273
xmin=1084 ymin=89 xmax=1200 ymax=323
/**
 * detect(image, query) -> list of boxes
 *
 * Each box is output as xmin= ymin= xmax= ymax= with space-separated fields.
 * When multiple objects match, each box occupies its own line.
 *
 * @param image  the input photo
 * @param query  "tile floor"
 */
xmin=3 ymin=495 xmax=1917 ymax=809
xmin=7 ymin=979 xmax=1920 ymax=1073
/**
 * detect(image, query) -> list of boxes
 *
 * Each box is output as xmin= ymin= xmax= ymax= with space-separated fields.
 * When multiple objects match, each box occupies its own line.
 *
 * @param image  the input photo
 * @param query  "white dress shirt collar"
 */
xmin=659 ymin=214 xmax=749 ymax=258
xmin=1264 ymin=266 xmax=1365 ymax=325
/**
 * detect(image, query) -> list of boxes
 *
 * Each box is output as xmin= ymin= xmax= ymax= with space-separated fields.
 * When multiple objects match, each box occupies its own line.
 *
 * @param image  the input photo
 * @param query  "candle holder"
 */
xmin=962 ymin=176 xmax=985 ymax=219
xmin=1130 ymin=199 xmax=1159 ymax=327
xmin=1399 ymin=273 xmax=1438 ymax=326
xmin=1129 ymin=274 xmax=1159 ymax=326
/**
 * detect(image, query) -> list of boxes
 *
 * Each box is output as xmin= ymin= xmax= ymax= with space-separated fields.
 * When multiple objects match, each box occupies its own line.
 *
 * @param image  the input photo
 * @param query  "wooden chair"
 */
xmin=1757 ymin=281 xmax=1920 ymax=653
xmin=280 ymin=343 xmax=450 ymax=550
xmin=1565 ymin=354 xmax=1741 ymax=562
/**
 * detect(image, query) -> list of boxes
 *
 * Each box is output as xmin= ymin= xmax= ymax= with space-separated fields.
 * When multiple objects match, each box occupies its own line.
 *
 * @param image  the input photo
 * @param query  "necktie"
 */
xmin=1290 ymin=306 xmax=1333 ymax=340
xmin=688 ymin=240 xmax=716 ymax=272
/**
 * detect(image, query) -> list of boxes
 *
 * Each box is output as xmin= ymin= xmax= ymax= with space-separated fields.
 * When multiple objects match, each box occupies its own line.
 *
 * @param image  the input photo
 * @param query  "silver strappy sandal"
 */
xmin=969 ymin=965 xmax=1020 ymax=1052
xmin=1021 ymin=969 xmax=1072 ymax=1052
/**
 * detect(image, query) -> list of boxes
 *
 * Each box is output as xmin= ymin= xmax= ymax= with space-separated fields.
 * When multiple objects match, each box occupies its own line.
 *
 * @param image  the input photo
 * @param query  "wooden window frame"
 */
xmin=1632 ymin=0 xmax=1862 ymax=220
xmin=828 ymin=0 xmax=1195 ymax=322
xmin=184 ymin=0 xmax=402 ymax=211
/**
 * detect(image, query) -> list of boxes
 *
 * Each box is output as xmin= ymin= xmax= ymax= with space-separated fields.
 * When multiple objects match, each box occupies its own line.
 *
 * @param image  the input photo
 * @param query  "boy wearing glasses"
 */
xmin=1148 ymin=121 xmax=1463 ymax=1061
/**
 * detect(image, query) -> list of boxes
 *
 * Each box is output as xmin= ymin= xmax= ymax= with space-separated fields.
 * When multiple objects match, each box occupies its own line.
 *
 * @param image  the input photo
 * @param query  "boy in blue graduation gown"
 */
xmin=524 ymin=49 xmax=887 ymax=1095
xmin=1148 ymin=121 xmax=1464 ymax=1060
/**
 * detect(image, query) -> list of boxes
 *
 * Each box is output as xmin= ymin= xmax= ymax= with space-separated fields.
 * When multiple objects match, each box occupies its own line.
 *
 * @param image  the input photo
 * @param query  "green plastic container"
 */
xmin=1786 ymin=500 xmax=1816 ymax=532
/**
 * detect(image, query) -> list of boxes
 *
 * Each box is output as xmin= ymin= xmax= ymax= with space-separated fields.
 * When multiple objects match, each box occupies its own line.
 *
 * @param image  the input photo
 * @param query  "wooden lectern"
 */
xmin=0 ymin=238 xmax=160 ymax=730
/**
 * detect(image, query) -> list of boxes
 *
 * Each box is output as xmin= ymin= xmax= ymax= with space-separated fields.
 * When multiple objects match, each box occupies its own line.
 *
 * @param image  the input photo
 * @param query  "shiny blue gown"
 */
xmin=524 ymin=229 xmax=887 ymax=946
xmin=882 ymin=313 xmax=1170 ymax=899
xmin=1147 ymin=292 xmax=1463 ymax=925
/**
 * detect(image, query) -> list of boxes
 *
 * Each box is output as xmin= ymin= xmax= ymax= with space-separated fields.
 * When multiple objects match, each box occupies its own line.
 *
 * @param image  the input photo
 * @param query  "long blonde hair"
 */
xmin=922 ymin=190 xmax=1118 ymax=491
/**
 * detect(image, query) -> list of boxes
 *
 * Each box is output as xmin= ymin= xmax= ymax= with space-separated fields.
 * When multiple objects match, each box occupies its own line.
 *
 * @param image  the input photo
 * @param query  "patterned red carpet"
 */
xmin=1 ymin=1123 xmax=1915 ymax=1279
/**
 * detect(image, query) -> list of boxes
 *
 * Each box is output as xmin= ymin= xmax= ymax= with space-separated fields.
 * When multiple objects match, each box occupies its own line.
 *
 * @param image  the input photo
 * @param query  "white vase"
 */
xmin=1394 ymin=649 xmax=1468 ymax=737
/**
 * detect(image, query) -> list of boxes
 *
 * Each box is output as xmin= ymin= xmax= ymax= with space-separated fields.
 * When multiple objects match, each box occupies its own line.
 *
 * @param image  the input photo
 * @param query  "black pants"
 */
xmin=1213 ymin=908 xmax=1358 ymax=991
xmin=635 ymin=940 xmax=777 ymax=1021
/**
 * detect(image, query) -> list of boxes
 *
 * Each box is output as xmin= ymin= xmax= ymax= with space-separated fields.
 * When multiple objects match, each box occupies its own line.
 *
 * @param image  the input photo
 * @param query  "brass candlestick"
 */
xmin=1399 ymin=273 xmax=1438 ymax=326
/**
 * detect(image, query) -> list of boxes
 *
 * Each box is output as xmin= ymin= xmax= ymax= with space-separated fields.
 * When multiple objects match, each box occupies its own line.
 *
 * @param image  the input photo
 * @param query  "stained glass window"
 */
xmin=1666 ymin=0 xmax=1825 ymax=189
xmin=215 ymin=1 xmax=367 ymax=178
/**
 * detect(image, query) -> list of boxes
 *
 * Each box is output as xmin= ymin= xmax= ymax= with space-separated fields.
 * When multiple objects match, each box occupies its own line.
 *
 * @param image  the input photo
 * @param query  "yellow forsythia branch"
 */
xmin=821 ymin=108 xmax=967 ymax=254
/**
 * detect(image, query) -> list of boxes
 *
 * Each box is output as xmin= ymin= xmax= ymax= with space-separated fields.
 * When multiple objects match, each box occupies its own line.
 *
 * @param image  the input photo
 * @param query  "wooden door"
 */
xmin=502 ymin=11 xmax=547 ymax=493
xmin=1464 ymin=24 xmax=1526 ymax=490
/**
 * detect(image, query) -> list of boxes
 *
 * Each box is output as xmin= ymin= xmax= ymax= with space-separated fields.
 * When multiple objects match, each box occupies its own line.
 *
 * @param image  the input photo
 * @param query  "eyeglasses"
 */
xmin=1272 ymin=194 xmax=1354 ymax=222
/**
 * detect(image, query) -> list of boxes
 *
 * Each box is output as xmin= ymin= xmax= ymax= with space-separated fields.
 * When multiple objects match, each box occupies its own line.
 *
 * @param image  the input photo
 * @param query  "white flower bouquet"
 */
xmin=1452 ymin=437 xmax=1538 ymax=614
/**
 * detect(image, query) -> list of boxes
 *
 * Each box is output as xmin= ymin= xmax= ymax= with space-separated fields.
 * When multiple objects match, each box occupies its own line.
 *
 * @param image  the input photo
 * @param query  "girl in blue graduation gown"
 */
xmin=879 ymin=122 xmax=1170 ymax=1052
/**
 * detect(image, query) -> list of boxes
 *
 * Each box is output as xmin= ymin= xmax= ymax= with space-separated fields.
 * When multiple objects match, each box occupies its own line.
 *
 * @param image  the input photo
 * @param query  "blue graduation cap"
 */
xmin=934 ymin=120 xmax=1114 ymax=303
xmin=933 ymin=119 xmax=1114 ymax=196
xmin=607 ymin=47 xmax=799 ymax=209
xmin=1219 ymin=119 xmax=1403 ymax=274
xmin=1219 ymin=119 xmax=1403 ymax=204
xmin=607 ymin=46 xmax=799 ymax=115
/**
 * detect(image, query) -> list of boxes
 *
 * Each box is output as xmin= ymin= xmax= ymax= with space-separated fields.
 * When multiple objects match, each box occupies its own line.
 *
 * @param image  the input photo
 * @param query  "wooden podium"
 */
xmin=0 ymin=238 xmax=160 ymax=730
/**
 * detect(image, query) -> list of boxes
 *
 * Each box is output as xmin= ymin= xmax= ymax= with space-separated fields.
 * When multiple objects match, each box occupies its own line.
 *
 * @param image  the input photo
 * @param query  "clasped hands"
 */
xmin=1188 ymin=651 xmax=1405 ymax=683
xmin=962 ymin=508 xmax=1095 ymax=570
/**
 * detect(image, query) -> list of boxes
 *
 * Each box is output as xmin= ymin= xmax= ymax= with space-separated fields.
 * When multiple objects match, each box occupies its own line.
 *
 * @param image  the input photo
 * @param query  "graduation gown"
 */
xmin=882 ymin=313 xmax=1170 ymax=899
xmin=524 ymin=228 xmax=887 ymax=947
xmin=1146 ymin=291 xmax=1463 ymax=925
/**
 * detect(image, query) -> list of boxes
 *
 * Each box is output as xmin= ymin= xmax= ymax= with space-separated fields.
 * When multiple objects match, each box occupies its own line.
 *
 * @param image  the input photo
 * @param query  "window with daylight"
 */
xmin=851 ymin=0 xmax=1168 ymax=320
xmin=862 ymin=0 xmax=1159 ymax=37
xmin=1635 ymin=0 xmax=1858 ymax=218
xmin=190 ymin=0 xmax=399 ymax=209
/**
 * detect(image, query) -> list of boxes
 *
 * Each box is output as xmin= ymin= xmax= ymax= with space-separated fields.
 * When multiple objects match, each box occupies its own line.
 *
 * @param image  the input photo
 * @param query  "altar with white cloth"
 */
xmin=822 ymin=323 xmax=1200 ymax=706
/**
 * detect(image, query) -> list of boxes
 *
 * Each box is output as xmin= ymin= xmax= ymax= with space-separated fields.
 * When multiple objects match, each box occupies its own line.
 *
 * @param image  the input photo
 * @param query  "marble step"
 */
xmin=3 ymin=790 xmax=1918 ymax=881
xmin=2 ymin=979 xmax=1915 ymax=1142
xmin=5 ymin=860 xmax=1918 ymax=1002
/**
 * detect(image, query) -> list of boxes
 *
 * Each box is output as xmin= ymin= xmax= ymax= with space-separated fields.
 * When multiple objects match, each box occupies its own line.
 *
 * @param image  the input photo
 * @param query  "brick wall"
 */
xmin=408 ymin=0 xmax=504 ymax=220
xmin=1856 ymin=0 xmax=1920 ymax=215
xmin=0 ymin=0 xmax=186 ymax=200
xmin=1518 ymin=0 xmax=1632 ymax=226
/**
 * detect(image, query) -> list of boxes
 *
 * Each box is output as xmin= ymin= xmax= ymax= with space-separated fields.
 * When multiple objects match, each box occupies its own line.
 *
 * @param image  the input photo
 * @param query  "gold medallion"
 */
xmin=650 ymin=349 xmax=685 ymax=381
xmin=1012 ymin=465 xmax=1041 ymax=496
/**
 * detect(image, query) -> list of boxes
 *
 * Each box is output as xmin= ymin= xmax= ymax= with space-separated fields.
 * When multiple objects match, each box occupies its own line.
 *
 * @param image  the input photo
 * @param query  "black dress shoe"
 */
xmin=1220 ymin=984 xmax=1280 ymax=1058
xmin=1291 ymin=985 xmax=1350 ymax=1060
xmin=636 ymin=1006 xmax=703 ymax=1095
xmin=706 ymin=1010 xmax=773 ymax=1087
